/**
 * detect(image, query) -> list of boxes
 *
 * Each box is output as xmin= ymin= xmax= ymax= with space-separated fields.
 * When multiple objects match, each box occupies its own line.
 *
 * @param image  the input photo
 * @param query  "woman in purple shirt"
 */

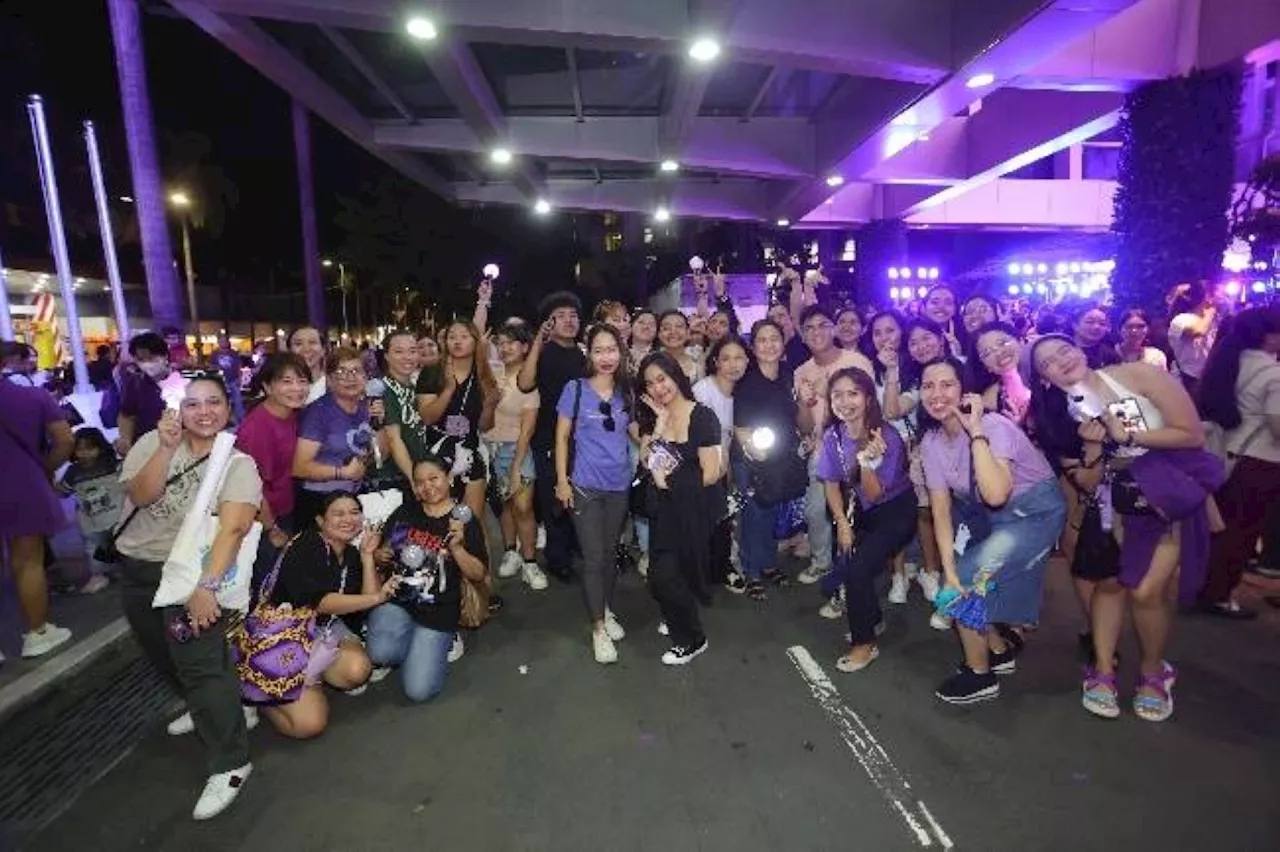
xmin=815 ymin=368 xmax=916 ymax=673
xmin=918 ymin=357 xmax=1065 ymax=706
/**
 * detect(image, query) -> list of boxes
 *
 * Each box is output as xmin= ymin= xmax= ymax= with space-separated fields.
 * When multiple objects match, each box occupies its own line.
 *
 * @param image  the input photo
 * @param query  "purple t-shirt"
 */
xmin=119 ymin=368 xmax=164 ymax=438
xmin=922 ymin=412 xmax=1054 ymax=499
xmin=556 ymin=379 xmax=631 ymax=493
xmin=0 ymin=383 xmax=67 ymax=537
xmin=815 ymin=423 xmax=911 ymax=509
xmin=298 ymin=393 xmax=374 ymax=494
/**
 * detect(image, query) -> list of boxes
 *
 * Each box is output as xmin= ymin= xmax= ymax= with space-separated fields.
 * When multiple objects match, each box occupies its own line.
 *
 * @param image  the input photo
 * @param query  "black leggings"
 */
xmin=832 ymin=490 xmax=918 ymax=645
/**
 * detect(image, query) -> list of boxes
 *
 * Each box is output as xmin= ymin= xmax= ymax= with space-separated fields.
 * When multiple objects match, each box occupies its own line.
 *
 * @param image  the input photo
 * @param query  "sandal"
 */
xmin=1081 ymin=667 xmax=1120 ymax=719
xmin=835 ymin=646 xmax=879 ymax=673
xmin=744 ymin=579 xmax=767 ymax=601
xmin=1133 ymin=661 xmax=1176 ymax=722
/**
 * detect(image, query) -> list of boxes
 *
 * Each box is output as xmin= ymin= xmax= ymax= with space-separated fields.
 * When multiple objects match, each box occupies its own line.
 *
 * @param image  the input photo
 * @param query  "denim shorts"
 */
xmin=485 ymin=440 xmax=536 ymax=484
xmin=956 ymin=477 xmax=1066 ymax=626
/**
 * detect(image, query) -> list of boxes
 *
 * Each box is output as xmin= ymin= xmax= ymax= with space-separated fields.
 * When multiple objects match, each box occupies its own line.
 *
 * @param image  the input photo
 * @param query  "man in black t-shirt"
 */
xmin=517 ymin=291 xmax=585 ymax=581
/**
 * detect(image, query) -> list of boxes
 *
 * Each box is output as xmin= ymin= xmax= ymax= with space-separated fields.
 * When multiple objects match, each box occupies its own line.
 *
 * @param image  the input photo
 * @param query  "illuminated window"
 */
xmin=605 ymin=232 xmax=624 ymax=252
xmin=643 ymin=228 xmax=653 ymax=245
xmin=841 ymin=239 xmax=856 ymax=262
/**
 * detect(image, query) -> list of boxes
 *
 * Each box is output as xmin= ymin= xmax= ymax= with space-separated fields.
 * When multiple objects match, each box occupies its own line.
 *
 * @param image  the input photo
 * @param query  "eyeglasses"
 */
xmin=977 ymin=338 xmax=1017 ymax=362
xmin=598 ymin=400 xmax=616 ymax=432
xmin=331 ymin=366 xmax=366 ymax=379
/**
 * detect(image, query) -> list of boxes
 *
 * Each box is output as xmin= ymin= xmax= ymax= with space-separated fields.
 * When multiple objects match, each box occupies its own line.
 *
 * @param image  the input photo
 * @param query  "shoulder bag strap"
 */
xmin=110 ymin=454 xmax=210 ymax=543
xmin=566 ymin=378 xmax=583 ymax=482
xmin=256 ymin=533 xmax=301 ymax=606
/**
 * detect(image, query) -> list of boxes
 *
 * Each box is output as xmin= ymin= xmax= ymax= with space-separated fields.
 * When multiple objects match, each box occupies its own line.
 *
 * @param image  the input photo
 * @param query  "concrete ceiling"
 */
xmin=164 ymin=0 xmax=1235 ymax=226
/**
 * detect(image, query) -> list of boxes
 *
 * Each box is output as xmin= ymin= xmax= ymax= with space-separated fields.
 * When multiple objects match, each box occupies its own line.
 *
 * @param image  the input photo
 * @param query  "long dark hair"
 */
xmin=860 ymin=309 xmax=907 ymax=385
xmin=72 ymin=427 xmax=118 ymax=472
xmin=635 ymin=351 xmax=695 ymax=435
xmin=964 ymin=321 xmax=1021 ymax=396
xmin=1068 ymin=303 xmax=1120 ymax=368
xmin=957 ymin=293 xmax=1001 ymax=354
xmin=706 ymin=334 xmax=749 ymax=379
xmin=1026 ymin=334 xmax=1081 ymax=464
xmin=914 ymin=356 xmax=969 ymax=433
xmin=902 ymin=317 xmax=952 ymax=391
xmin=1198 ymin=307 xmax=1280 ymax=429
xmin=584 ymin=323 xmax=633 ymax=418
xmin=825 ymin=367 xmax=885 ymax=435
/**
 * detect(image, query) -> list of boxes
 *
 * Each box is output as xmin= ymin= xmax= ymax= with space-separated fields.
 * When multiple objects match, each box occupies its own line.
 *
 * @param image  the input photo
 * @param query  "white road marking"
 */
xmin=787 ymin=645 xmax=955 ymax=849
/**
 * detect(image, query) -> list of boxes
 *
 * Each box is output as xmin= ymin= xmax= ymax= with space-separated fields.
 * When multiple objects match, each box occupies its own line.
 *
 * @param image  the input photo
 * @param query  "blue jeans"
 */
xmin=732 ymin=460 xmax=780 ymax=581
xmin=956 ymin=478 xmax=1066 ymax=626
xmin=804 ymin=452 xmax=831 ymax=571
xmin=365 ymin=603 xmax=454 ymax=703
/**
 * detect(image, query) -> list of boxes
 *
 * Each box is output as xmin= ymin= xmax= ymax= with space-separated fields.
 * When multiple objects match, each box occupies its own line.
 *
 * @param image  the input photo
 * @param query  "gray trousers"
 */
xmin=120 ymin=557 xmax=250 ymax=775
xmin=569 ymin=488 xmax=631 ymax=621
xmin=803 ymin=452 xmax=832 ymax=571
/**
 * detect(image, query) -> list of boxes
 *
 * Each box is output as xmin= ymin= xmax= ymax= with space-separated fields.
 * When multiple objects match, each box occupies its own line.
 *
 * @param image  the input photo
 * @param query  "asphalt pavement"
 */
xmin=21 ymin=559 xmax=1280 ymax=852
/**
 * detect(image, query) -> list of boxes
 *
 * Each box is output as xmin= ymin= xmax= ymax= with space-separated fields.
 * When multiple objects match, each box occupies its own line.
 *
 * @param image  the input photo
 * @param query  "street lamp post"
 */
xmin=169 ymin=190 xmax=200 ymax=360
xmin=323 ymin=258 xmax=349 ymax=336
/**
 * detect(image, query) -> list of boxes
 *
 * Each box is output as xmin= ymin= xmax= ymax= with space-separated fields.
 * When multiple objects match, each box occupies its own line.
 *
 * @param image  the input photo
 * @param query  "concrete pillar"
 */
xmin=106 ymin=0 xmax=183 ymax=332
xmin=292 ymin=99 xmax=326 ymax=332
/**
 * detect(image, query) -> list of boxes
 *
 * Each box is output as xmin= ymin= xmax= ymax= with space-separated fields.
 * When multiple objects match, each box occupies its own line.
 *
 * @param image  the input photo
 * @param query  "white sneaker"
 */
xmin=917 ymin=571 xmax=940 ymax=603
xmin=888 ymin=573 xmax=909 ymax=604
xmin=930 ymin=612 xmax=953 ymax=631
xmin=657 ymin=621 xmax=669 ymax=636
xmin=369 ymin=666 xmax=392 ymax=683
xmin=192 ymin=763 xmax=253 ymax=820
xmin=346 ymin=684 xmax=368 ymax=697
xmin=80 ymin=574 xmax=111 ymax=595
xmin=593 ymin=629 xmax=618 ymax=664
xmin=522 ymin=561 xmax=549 ymax=591
xmin=535 ymin=525 xmax=547 ymax=550
xmin=167 ymin=705 xmax=259 ymax=737
xmin=21 ymin=623 xmax=72 ymax=658
xmin=603 ymin=610 xmax=626 ymax=641
xmin=818 ymin=589 xmax=846 ymax=620
xmin=636 ymin=553 xmax=650 ymax=578
xmin=498 ymin=550 xmax=523 ymax=579
xmin=797 ymin=563 xmax=829 ymax=585
xmin=448 ymin=634 xmax=465 ymax=663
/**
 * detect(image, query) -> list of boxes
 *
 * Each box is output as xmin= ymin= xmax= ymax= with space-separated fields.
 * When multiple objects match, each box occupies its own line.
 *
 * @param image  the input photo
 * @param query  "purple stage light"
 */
xmin=1224 ymin=280 xmax=1241 ymax=296
xmin=1007 ymin=262 xmax=1020 ymax=276
xmin=889 ymin=287 xmax=900 ymax=299
xmin=888 ymin=268 xmax=899 ymax=280
xmin=916 ymin=286 xmax=927 ymax=298
xmin=1007 ymin=284 xmax=1019 ymax=295
xmin=1251 ymin=281 xmax=1267 ymax=293
xmin=901 ymin=268 xmax=912 ymax=279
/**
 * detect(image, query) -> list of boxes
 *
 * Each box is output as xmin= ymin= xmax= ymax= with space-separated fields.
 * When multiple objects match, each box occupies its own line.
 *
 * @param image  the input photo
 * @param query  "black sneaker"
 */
xmin=744 ymin=579 xmax=768 ymax=600
xmin=761 ymin=567 xmax=790 ymax=587
xmin=936 ymin=666 xmax=1000 ymax=705
xmin=989 ymin=647 xmax=1016 ymax=675
xmin=724 ymin=571 xmax=747 ymax=595
xmin=661 ymin=640 xmax=708 ymax=666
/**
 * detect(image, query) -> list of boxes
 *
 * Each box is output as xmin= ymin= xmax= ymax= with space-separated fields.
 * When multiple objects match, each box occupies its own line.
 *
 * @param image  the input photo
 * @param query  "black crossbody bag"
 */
xmin=94 ymin=455 xmax=210 ymax=564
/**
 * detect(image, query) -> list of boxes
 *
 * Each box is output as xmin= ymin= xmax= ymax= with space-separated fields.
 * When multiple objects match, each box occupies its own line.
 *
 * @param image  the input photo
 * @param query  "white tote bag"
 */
xmin=152 ymin=432 xmax=262 ymax=612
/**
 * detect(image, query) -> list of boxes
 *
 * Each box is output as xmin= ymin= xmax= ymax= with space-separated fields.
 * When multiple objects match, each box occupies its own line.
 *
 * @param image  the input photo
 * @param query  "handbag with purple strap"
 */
xmin=229 ymin=535 xmax=345 ymax=705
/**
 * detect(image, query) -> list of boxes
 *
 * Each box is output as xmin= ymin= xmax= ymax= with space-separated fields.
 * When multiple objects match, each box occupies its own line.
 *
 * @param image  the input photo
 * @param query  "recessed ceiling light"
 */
xmin=825 ymin=175 xmax=844 ymax=187
xmin=659 ymin=159 xmax=680 ymax=173
xmin=118 ymin=195 xmax=134 ymax=203
xmin=534 ymin=199 xmax=552 ymax=215
xmin=405 ymin=16 xmax=438 ymax=41
xmin=490 ymin=147 xmax=513 ymax=165
xmin=654 ymin=206 xmax=672 ymax=223
xmin=966 ymin=72 xmax=995 ymax=89
xmin=688 ymin=37 xmax=721 ymax=63
xmin=776 ymin=218 xmax=791 ymax=227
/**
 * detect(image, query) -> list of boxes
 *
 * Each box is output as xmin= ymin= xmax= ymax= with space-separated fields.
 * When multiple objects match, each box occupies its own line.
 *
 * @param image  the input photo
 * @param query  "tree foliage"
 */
xmin=1111 ymin=67 xmax=1242 ymax=314
xmin=1230 ymin=154 xmax=1280 ymax=250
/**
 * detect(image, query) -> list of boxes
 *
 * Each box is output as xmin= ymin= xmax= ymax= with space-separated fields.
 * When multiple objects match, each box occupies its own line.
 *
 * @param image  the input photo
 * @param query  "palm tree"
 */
xmin=106 ymin=0 xmax=183 ymax=330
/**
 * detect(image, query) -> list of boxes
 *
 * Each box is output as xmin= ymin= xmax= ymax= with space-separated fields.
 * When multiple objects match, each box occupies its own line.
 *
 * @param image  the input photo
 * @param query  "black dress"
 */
xmin=646 ymin=403 xmax=722 ymax=648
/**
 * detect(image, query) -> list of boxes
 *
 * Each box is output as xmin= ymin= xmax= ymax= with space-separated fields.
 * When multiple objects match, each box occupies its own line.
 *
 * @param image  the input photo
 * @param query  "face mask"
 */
xmin=139 ymin=360 xmax=171 ymax=380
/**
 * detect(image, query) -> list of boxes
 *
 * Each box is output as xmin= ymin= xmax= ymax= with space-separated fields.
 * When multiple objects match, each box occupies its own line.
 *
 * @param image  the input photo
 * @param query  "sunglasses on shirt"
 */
xmin=598 ymin=400 xmax=616 ymax=432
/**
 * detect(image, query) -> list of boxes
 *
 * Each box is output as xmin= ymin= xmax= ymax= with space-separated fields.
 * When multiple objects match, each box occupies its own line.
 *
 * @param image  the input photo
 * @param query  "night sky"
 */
xmin=0 ymin=0 xmax=585 ymax=321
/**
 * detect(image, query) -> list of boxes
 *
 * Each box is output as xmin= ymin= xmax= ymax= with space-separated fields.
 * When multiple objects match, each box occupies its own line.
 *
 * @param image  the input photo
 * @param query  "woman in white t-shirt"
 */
xmin=1198 ymin=307 xmax=1280 ymax=617
xmin=693 ymin=336 xmax=750 ymax=592
xmin=1116 ymin=309 xmax=1168 ymax=371
xmin=1167 ymin=281 xmax=1223 ymax=394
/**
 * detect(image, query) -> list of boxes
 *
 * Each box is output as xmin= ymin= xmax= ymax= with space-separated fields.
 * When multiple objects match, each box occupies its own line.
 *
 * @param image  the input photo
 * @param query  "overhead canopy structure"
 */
xmin=167 ymin=0 xmax=1280 ymax=226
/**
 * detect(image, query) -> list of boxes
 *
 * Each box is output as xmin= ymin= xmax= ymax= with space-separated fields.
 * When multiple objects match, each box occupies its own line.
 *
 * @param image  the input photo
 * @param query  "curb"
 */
xmin=0 ymin=617 xmax=131 ymax=723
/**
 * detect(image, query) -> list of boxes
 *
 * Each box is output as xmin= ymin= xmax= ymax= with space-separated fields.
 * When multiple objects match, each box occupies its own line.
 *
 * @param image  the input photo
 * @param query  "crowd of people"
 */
xmin=2 ymin=268 xmax=1278 ymax=821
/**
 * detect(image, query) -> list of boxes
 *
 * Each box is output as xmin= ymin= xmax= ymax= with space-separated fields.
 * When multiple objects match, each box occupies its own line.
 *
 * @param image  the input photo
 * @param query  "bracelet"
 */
xmin=970 ymin=434 xmax=990 ymax=447
xmin=197 ymin=576 xmax=221 ymax=592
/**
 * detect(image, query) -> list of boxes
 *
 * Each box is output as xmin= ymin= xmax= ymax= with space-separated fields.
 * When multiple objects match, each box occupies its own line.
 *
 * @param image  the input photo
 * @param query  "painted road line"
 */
xmin=787 ymin=644 xmax=955 ymax=850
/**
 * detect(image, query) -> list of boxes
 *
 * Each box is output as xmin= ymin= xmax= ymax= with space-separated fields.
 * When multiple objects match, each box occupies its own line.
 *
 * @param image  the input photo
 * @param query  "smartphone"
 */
xmin=159 ymin=373 xmax=192 ymax=412
xmin=1107 ymin=398 xmax=1149 ymax=434
xmin=646 ymin=441 xmax=681 ymax=477
xmin=958 ymin=403 xmax=973 ymax=415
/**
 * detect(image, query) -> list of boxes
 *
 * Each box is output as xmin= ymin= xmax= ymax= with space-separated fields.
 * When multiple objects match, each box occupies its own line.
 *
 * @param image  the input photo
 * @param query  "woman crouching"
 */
xmin=258 ymin=492 xmax=396 ymax=739
xmin=367 ymin=455 xmax=489 ymax=702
